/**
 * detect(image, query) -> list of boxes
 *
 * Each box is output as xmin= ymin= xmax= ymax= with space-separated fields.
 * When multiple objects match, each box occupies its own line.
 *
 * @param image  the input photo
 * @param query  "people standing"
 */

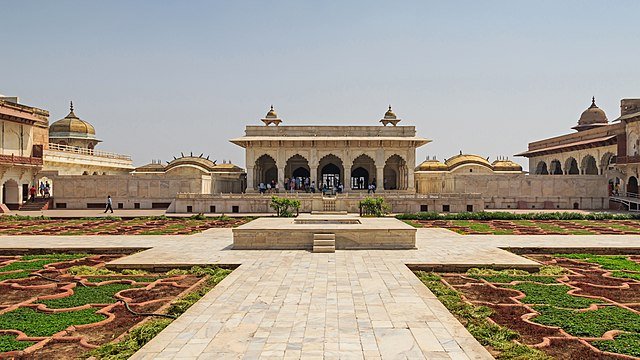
xmin=29 ymin=185 xmax=37 ymax=201
xmin=310 ymin=181 xmax=316 ymax=193
xmin=104 ymin=195 xmax=114 ymax=213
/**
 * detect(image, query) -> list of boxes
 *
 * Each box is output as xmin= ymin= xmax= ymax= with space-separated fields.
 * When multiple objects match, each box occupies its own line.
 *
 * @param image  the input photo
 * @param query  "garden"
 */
xmin=416 ymin=253 xmax=640 ymax=359
xmin=0 ymin=252 xmax=231 ymax=359
xmin=0 ymin=215 xmax=251 ymax=236
xmin=398 ymin=212 xmax=640 ymax=235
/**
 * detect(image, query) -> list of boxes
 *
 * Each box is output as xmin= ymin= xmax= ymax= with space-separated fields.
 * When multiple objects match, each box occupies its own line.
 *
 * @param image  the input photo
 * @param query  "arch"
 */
xmin=318 ymin=154 xmax=344 ymax=190
xmin=351 ymin=154 xmax=375 ymax=190
xmin=534 ymin=161 xmax=548 ymax=175
xmin=627 ymin=132 xmax=640 ymax=156
xmin=384 ymin=154 xmax=408 ymax=190
xmin=549 ymin=159 xmax=563 ymax=175
xmin=581 ymin=155 xmax=598 ymax=175
xmin=254 ymin=154 xmax=277 ymax=189
xmin=2 ymin=179 xmax=20 ymax=208
xmin=628 ymin=176 xmax=638 ymax=195
xmin=285 ymin=154 xmax=310 ymax=191
xmin=608 ymin=177 xmax=622 ymax=196
xmin=37 ymin=176 xmax=53 ymax=198
xmin=601 ymin=152 xmax=616 ymax=171
xmin=565 ymin=157 xmax=579 ymax=175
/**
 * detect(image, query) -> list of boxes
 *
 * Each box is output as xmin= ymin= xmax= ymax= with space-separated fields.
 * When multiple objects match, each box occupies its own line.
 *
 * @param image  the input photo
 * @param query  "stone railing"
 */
xmin=48 ymin=143 xmax=131 ymax=161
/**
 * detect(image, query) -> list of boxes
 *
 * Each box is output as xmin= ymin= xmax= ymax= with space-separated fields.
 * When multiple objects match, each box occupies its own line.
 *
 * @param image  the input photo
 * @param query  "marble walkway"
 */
xmin=0 ymin=229 xmax=639 ymax=359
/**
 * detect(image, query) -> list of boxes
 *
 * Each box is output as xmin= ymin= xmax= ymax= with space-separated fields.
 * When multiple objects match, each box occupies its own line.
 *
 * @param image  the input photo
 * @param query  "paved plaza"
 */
xmin=0 ymin=228 xmax=639 ymax=359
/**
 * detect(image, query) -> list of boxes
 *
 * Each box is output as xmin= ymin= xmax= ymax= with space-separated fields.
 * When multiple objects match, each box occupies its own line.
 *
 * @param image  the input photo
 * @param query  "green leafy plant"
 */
xmin=40 ymin=283 xmax=134 ymax=308
xmin=555 ymin=254 xmax=640 ymax=272
xmin=532 ymin=305 xmax=640 ymax=337
xmin=592 ymin=333 xmax=640 ymax=357
xmin=269 ymin=196 xmax=300 ymax=217
xmin=509 ymin=283 xmax=601 ymax=309
xmin=0 ymin=308 xmax=105 ymax=337
xmin=67 ymin=265 xmax=115 ymax=276
xmin=0 ymin=334 xmax=34 ymax=352
xmin=358 ymin=197 xmax=389 ymax=217
xmin=396 ymin=211 xmax=640 ymax=221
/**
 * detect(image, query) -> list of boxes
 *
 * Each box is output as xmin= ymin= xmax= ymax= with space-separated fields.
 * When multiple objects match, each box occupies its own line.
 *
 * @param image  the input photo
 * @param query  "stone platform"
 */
xmin=232 ymin=215 xmax=416 ymax=250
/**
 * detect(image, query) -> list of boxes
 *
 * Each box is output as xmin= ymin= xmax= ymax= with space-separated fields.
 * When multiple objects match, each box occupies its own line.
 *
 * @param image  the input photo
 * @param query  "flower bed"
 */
xmin=411 ymin=219 xmax=640 ymax=235
xmin=0 ymin=216 xmax=251 ymax=235
xmin=416 ymin=253 xmax=640 ymax=359
xmin=0 ymin=253 xmax=231 ymax=359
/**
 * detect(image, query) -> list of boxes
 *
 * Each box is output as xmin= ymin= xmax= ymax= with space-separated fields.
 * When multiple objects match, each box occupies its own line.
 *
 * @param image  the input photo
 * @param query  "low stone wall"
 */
xmin=169 ymin=192 xmax=484 ymax=214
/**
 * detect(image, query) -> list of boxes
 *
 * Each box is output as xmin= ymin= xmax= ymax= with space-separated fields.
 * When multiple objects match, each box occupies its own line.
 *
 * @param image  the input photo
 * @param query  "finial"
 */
xmin=70 ymin=101 xmax=74 ymax=112
xmin=591 ymin=96 xmax=597 ymax=107
xmin=388 ymin=105 xmax=392 ymax=111
xmin=270 ymin=105 xmax=274 ymax=111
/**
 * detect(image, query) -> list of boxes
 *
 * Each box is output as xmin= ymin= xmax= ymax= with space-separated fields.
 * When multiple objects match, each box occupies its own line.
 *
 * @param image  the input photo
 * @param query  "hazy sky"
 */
xmin=2 ymin=1 xmax=639 ymax=170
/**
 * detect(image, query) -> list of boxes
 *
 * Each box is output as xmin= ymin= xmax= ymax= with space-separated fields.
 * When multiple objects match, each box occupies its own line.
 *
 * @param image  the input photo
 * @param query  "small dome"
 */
xmin=49 ymin=102 xmax=96 ymax=138
xmin=166 ymin=156 xmax=218 ymax=172
xmin=491 ymin=159 xmax=522 ymax=172
xmin=415 ymin=159 xmax=448 ymax=171
xmin=445 ymin=153 xmax=492 ymax=170
xmin=134 ymin=162 xmax=166 ymax=172
xmin=574 ymin=97 xmax=608 ymax=131
xmin=265 ymin=105 xmax=278 ymax=119
xmin=384 ymin=105 xmax=396 ymax=119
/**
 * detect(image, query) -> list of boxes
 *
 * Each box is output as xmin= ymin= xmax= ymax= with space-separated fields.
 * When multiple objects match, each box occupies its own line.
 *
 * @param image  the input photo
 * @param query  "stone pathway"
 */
xmin=0 ymin=229 xmax=638 ymax=359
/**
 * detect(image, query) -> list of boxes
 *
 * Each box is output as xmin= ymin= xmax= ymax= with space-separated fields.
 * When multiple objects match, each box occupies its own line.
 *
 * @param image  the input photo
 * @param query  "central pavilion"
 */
xmin=230 ymin=106 xmax=430 ymax=193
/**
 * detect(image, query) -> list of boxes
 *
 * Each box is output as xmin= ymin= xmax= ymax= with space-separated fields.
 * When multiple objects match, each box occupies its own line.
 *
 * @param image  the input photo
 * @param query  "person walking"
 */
xmin=29 ymin=185 xmax=37 ymax=201
xmin=104 ymin=195 xmax=114 ymax=213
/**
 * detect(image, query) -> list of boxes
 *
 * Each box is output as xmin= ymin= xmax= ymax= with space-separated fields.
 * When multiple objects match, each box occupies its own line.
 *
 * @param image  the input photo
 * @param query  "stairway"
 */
xmin=19 ymin=198 xmax=51 ymax=211
xmin=322 ymin=197 xmax=336 ymax=212
xmin=313 ymin=233 xmax=335 ymax=253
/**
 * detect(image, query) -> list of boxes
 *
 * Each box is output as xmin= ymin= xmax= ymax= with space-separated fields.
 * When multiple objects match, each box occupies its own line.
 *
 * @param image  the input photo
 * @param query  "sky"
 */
xmin=2 ymin=1 xmax=639 ymax=170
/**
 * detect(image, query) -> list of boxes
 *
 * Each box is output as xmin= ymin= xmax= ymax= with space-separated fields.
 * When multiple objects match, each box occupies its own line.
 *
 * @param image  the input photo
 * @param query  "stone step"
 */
xmin=312 ymin=245 xmax=335 ymax=253
xmin=313 ymin=239 xmax=335 ymax=246
xmin=313 ymin=233 xmax=336 ymax=241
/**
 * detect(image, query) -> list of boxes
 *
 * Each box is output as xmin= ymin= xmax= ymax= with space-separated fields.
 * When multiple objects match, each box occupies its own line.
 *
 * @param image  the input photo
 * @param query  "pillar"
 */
xmin=277 ymin=166 xmax=285 ymax=191
xmin=309 ymin=162 xmax=318 ymax=190
xmin=246 ymin=166 xmax=254 ymax=192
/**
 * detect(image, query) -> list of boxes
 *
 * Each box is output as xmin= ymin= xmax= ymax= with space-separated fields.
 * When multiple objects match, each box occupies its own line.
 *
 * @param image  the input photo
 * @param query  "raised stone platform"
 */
xmin=232 ymin=215 xmax=416 ymax=250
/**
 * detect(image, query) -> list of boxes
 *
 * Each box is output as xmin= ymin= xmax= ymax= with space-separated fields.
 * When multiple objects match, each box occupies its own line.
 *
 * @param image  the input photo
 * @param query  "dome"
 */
xmin=265 ymin=105 xmax=278 ymax=119
xmin=384 ymin=105 xmax=396 ymax=120
xmin=165 ymin=156 xmax=217 ymax=172
xmin=445 ymin=153 xmax=492 ymax=170
xmin=134 ymin=162 xmax=166 ymax=173
xmin=415 ymin=158 xmax=448 ymax=171
xmin=49 ymin=102 xmax=97 ymax=139
xmin=573 ymin=97 xmax=608 ymax=131
xmin=491 ymin=159 xmax=523 ymax=172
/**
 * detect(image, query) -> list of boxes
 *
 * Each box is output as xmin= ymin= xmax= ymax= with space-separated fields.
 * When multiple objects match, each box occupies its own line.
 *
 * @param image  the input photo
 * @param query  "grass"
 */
xmin=592 ymin=333 xmax=640 ymax=357
xmin=610 ymin=271 xmax=640 ymax=281
xmin=465 ymin=266 xmax=564 ymax=284
xmin=0 ymin=308 xmax=105 ymax=337
xmin=0 ymin=334 xmax=35 ymax=352
xmin=84 ymin=276 xmax=160 ymax=283
xmin=532 ymin=305 xmax=640 ymax=338
xmin=415 ymin=271 xmax=551 ymax=360
xmin=90 ymin=266 xmax=231 ymax=360
xmin=39 ymin=283 xmax=134 ymax=309
xmin=509 ymin=283 xmax=601 ymax=309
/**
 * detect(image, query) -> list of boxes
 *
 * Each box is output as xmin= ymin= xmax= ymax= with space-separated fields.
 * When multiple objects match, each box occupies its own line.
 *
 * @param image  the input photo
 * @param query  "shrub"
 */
xmin=269 ymin=196 xmax=300 ymax=217
xmin=89 ymin=318 xmax=172 ymax=360
xmin=359 ymin=197 xmax=389 ymax=217
xmin=68 ymin=265 xmax=115 ymax=276
xmin=189 ymin=213 xmax=207 ymax=220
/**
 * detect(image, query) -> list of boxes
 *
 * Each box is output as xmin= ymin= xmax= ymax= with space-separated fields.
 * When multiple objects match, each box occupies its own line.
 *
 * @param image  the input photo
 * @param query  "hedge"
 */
xmin=396 ymin=211 xmax=640 ymax=221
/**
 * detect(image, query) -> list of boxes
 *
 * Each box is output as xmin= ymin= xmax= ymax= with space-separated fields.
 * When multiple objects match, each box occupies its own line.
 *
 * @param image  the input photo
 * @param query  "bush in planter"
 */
xmin=359 ymin=197 xmax=389 ymax=217
xmin=270 ymin=196 xmax=300 ymax=217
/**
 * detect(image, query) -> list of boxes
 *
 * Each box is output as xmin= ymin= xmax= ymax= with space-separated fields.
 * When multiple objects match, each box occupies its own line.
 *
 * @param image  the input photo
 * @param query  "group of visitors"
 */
xmin=258 ymin=180 xmax=279 ymax=194
xmin=28 ymin=181 xmax=51 ymax=201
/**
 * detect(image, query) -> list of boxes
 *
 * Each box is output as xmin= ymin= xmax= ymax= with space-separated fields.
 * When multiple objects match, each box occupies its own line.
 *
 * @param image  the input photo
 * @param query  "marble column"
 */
xmin=277 ymin=166 xmax=285 ymax=191
xmin=246 ymin=166 xmax=255 ymax=192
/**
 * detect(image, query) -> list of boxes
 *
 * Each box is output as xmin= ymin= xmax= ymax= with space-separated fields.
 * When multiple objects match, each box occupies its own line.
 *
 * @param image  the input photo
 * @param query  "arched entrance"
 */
xmin=351 ymin=154 xmax=375 ymax=190
xmin=609 ymin=177 xmax=622 ymax=196
xmin=351 ymin=167 xmax=369 ymax=190
xmin=628 ymin=176 xmax=638 ymax=195
xmin=565 ymin=157 xmax=579 ymax=174
xmin=285 ymin=155 xmax=310 ymax=191
xmin=2 ymin=179 xmax=20 ymax=210
xmin=384 ymin=155 xmax=408 ymax=190
xmin=254 ymin=154 xmax=277 ymax=189
xmin=37 ymin=176 xmax=53 ymax=198
xmin=535 ymin=161 xmax=548 ymax=175
xmin=318 ymin=154 xmax=344 ymax=190
xmin=550 ymin=160 xmax=563 ymax=175
xmin=581 ymin=155 xmax=598 ymax=175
